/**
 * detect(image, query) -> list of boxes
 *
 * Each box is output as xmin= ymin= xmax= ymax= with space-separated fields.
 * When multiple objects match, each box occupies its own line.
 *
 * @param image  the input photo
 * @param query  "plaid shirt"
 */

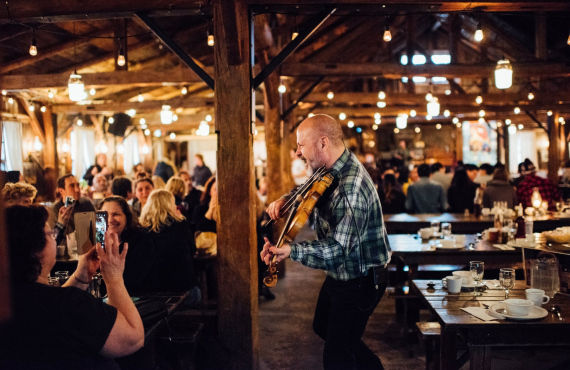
xmin=289 ymin=149 xmax=391 ymax=281
xmin=516 ymin=174 xmax=560 ymax=210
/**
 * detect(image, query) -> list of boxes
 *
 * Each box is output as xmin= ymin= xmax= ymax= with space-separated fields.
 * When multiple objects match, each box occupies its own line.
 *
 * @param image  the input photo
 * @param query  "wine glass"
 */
xmin=469 ymin=261 xmax=485 ymax=296
xmin=499 ymin=268 xmax=515 ymax=299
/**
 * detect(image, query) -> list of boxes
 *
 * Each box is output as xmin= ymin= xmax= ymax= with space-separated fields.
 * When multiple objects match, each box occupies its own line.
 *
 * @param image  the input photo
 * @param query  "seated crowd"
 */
xmin=361 ymin=155 xmax=561 ymax=214
xmin=0 ymin=156 xmax=229 ymax=368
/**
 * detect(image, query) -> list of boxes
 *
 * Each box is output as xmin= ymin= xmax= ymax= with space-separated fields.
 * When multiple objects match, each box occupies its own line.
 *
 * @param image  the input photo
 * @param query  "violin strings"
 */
xmin=263 ymin=166 xmax=326 ymax=228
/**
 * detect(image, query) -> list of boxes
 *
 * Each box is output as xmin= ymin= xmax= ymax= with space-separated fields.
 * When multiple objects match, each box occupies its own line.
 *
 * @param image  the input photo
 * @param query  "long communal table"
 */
xmin=412 ymin=279 xmax=570 ymax=370
xmin=385 ymin=213 xmax=570 ymax=234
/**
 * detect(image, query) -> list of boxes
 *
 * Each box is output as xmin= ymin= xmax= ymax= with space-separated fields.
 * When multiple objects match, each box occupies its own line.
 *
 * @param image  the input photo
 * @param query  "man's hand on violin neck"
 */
xmin=261 ymin=237 xmax=291 ymax=264
xmin=266 ymin=198 xmax=286 ymax=220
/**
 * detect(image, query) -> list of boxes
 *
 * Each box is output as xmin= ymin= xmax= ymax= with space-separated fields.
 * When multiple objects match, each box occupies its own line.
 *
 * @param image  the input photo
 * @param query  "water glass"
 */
xmin=48 ymin=276 xmax=60 ymax=287
xmin=54 ymin=271 xmax=69 ymax=286
xmin=469 ymin=261 xmax=485 ymax=296
xmin=441 ymin=222 xmax=452 ymax=236
xmin=499 ymin=268 xmax=515 ymax=299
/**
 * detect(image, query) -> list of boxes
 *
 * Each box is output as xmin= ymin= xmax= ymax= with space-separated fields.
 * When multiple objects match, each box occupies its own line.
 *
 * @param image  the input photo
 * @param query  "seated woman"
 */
xmin=448 ymin=168 xmax=479 ymax=213
xmin=165 ymin=176 xmax=192 ymax=221
xmin=2 ymin=181 xmax=37 ymax=206
xmin=131 ymin=177 xmax=154 ymax=219
xmin=99 ymin=196 xmax=155 ymax=296
xmin=381 ymin=174 xmax=406 ymax=214
xmin=0 ymin=205 xmax=144 ymax=369
xmin=482 ymin=167 xmax=517 ymax=209
xmin=192 ymin=176 xmax=217 ymax=233
xmin=138 ymin=189 xmax=197 ymax=293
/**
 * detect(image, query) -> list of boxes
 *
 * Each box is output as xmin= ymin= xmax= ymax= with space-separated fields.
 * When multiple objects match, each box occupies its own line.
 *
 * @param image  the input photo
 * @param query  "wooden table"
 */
xmin=412 ymin=279 xmax=570 ymax=370
xmin=385 ymin=213 xmax=570 ymax=234
xmin=389 ymin=234 xmax=522 ymax=271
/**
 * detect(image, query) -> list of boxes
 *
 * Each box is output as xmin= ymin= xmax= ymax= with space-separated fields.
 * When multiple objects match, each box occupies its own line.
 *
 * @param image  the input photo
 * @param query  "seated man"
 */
xmin=405 ymin=164 xmax=447 ymax=213
xmin=516 ymin=159 xmax=560 ymax=210
xmin=50 ymin=174 xmax=95 ymax=246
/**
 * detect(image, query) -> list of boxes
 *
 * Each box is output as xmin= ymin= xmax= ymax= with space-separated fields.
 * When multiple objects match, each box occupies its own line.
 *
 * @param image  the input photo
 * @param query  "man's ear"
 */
xmin=320 ymin=136 xmax=328 ymax=149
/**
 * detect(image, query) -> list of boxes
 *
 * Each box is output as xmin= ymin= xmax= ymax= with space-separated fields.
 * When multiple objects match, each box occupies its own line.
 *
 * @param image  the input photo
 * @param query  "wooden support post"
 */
xmin=213 ymin=1 xmax=258 ymax=369
xmin=264 ymin=73 xmax=283 ymax=204
xmin=41 ymin=107 xmax=57 ymax=169
xmin=548 ymin=114 xmax=561 ymax=185
xmin=0 ymin=175 xmax=9 ymax=323
xmin=406 ymin=15 xmax=415 ymax=94
xmin=19 ymin=98 xmax=45 ymax=144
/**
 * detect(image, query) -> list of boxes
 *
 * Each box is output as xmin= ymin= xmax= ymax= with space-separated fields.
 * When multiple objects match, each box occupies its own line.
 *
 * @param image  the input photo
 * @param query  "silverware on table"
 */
xmin=550 ymin=305 xmax=563 ymax=321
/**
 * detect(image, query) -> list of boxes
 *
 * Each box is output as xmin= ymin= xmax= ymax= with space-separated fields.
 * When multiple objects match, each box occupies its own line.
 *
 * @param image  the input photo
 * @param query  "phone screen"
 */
xmin=95 ymin=211 xmax=108 ymax=248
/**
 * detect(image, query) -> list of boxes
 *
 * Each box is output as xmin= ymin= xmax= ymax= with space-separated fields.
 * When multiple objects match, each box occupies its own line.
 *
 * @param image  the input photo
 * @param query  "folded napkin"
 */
xmin=461 ymin=307 xmax=498 ymax=321
xmin=493 ymin=244 xmax=515 ymax=250
xmin=483 ymin=279 xmax=502 ymax=290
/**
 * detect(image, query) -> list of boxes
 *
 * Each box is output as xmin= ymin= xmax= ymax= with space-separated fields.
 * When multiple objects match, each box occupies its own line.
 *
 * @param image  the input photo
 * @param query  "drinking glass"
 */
xmin=55 ymin=271 xmax=69 ymax=286
xmin=556 ymin=202 xmax=564 ymax=213
xmin=469 ymin=261 xmax=485 ymax=296
xmin=48 ymin=276 xmax=60 ymax=287
xmin=441 ymin=222 xmax=452 ymax=237
xmin=499 ymin=268 xmax=515 ymax=299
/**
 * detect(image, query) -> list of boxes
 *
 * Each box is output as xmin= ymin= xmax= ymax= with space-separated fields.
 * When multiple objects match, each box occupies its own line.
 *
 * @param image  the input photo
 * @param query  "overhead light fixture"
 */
xmin=475 ymin=95 xmax=483 ymax=105
xmin=382 ymin=25 xmax=392 ymax=42
xmin=443 ymin=109 xmax=450 ymax=117
xmin=77 ymin=118 xmax=83 ymax=126
xmin=426 ymin=115 xmax=432 ymax=121
xmin=527 ymin=92 xmax=535 ymax=100
xmin=374 ymin=112 xmax=381 ymax=120
xmin=108 ymin=117 xmax=115 ymax=124
xmin=1 ymin=90 xmax=6 ymax=96
xmin=29 ymin=29 xmax=37 ymax=56
xmin=33 ymin=136 xmax=42 ymax=151
xmin=445 ymin=89 xmax=451 ymax=95
xmin=474 ymin=23 xmax=484 ymax=42
xmin=559 ymin=117 xmax=565 ymax=124
xmin=139 ymin=118 xmax=146 ymax=125
xmin=7 ymin=97 xmax=14 ymax=104
xmin=207 ymin=26 xmax=214 ymax=47
xmin=457 ymin=122 xmax=462 ymax=128
xmin=347 ymin=120 xmax=355 ymax=128
xmin=508 ymin=125 xmax=517 ymax=135
xmin=327 ymin=91 xmax=334 ymax=100
xmin=427 ymin=98 xmax=440 ymax=116
xmin=205 ymin=114 xmax=213 ymax=122
xmin=67 ymin=71 xmax=85 ymax=102
xmin=393 ymin=128 xmax=400 ymax=134
xmin=117 ymin=43 xmax=126 ymax=67
xmin=161 ymin=105 xmax=173 ymax=124
xmin=436 ymin=123 xmax=442 ymax=130
xmin=47 ymin=89 xmax=54 ymax=99
xmin=425 ymin=92 xmax=433 ymax=101
xmin=567 ymin=33 xmax=570 ymax=46
xmin=181 ymin=87 xmax=188 ymax=95
xmin=137 ymin=94 xmax=144 ymax=102
xmin=40 ymin=106 xmax=46 ymax=113
xmin=378 ymin=91 xmax=386 ymax=100
xmin=196 ymin=120 xmax=210 ymax=136
xmin=396 ymin=114 xmax=408 ymax=129
xmin=339 ymin=112 xmax=347 ymax=120
xmin=376 ymin=101 xmax=386 ymax=108
xmin=505 ymin=118 xmax=512 ymax=125
xmin=514 ymin=106 xmax=521 ymax=114
xmin=153 ymin=129 xmax=162 ymax=138
xmin=414 ymin=126 xmax=421 ymax=133
xmin=372 ymin=124 xmax=379 ymax=131
xmin=494 ymin=58 xmax=513 ymax=89
xmin=518 ymin=123 xmax=524 ymax=130
xmin=144 ymin=129 xmax=150 ymax=136
xmin=479 ymin=109 xmax=486 ymax=117
xmin=126 ymin=109 xmax=136 ymax=117
xmin=89 ymin=88 xmax=96 ymax=96
xmin=169 ymin=132 xmax=176 ymax=140
xmin=452 ymin=117 xmax=459 ymax=124
xmin=409 ymin=109 xmax=417 ymax=117
xmin=478 ymin=117 xmax=485 ymax=124
xmin=278 ymin=83 xmax=287 ymax=94
xmin=547 ymin=110 xmax=553 ymax=116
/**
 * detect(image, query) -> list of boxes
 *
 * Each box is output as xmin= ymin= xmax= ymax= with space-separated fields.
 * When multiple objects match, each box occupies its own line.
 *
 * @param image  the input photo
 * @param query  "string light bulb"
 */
xmin=409 ymin=109 xmax=417 ymax=117
xmin=161 ymin=105 xmax=173 ymax=124
xmin=137 ymin=94 xmax=144 ymax=102
xmin=396 ymin=114 xmax=408 ymax=129
xmin=40 ymin=106 xmax=46 ymax=113
xmin=339 ymin=112 xmax=347 ymax=120
xmin=327 ymin=91 xmax=334 ymax=100
xmin=494 ymin=58 xmax=513 ymax=89
xmin=452 ymin=117 xmax=459 ymax=124
xmin=382 ymin=25 xmax=392 ymax=42
xmin=425 ymin=92 xmax=433 ymax=101
xmin=181 ymin=86 xmax=188 ymax=95
xmin=48 ymin=89 xmax=54 ymax=99
xmin=376 ymin=101 xmax=386 ymax=108
xmin=117 ymin=44 xmax=126 ymax=67
xmin=28 ymin=104 xmax=35 ymax=112
xmin=547 ymin=110 xmax=553 ymax=116
xmin=378 ymin=91 xmax=386 ymax=100
xmin=427 ymin=98 xmax=440 ymax=116
xmin=1 ymin=90 xmax=6 ymax=96
xmin=68 ymin=71 xmax=85 ymax=102
xmin=475 ymin=95 xmax=483 ymax=105
xmin=474 ymin=24 xmax=484 ymax=42
xmin=567 ymin=32 xmax=570 ymax=46
xmin=207 ymin=26 xmax=214 ymax=47
xmin=443 ymin=109 xmax=450 ymax=117
xmin=527 ymin=92 xmax=535 ymax=100
xmin=514 ymin=106 xmax=521 ymax=114
xmin=436 ymin=123 xmax=442 ymax=130
xmin=347 ymin=120 xmax=355 ymax=128
xmin=7 ymin=97 xmax=14 ymax=104
xmin=29 ymin=30 xmax=37 ymax=56
xmin=278 ymin=83 xmax=287 ymax=94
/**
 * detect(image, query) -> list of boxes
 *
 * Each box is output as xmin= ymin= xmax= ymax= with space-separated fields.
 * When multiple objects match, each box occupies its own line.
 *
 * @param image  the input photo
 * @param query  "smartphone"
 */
xmin=65 ymin=196 xmax=75 ymax=207
xmin=95 ymin=211 xmax=108 ymax=248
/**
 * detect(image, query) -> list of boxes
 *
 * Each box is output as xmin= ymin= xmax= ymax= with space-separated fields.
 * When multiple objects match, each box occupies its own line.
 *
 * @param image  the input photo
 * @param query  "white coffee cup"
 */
xmin=444 ymin=276 xmax=462 ymax=294
xmin=525 ymin=288 xmax=550 ymax=306
xmin=419 ymin=228 xmax=433 ymax=240
xmin=504 ymin=298 xmax=534 ymax=316
xmin=452 ymin=271 xmax=473 ymax=286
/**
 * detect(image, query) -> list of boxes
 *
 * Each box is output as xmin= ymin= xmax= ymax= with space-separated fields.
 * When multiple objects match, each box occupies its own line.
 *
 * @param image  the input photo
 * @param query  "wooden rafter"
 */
xmin=51 ymin=96 xmax=213 ymax=113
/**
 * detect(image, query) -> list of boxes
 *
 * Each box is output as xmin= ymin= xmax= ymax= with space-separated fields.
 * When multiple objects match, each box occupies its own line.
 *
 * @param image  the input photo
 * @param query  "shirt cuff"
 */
xmin=289 ymin=243 xmax=302 ymax=262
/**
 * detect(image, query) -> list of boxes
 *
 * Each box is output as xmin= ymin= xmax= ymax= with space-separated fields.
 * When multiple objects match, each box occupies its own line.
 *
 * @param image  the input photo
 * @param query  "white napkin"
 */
xmin=493 ymin=244 xmax=515 ymax=250
xmin=461 ymin=307 xmax=499 ymax=321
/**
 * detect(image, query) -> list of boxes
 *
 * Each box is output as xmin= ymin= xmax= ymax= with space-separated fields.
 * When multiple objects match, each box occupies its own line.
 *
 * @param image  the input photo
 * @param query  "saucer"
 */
xmin=489 ymin=302 xmax=548 ymax=321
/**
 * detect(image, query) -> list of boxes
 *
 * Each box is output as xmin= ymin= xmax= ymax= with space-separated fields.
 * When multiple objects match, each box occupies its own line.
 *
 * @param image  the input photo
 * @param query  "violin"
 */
xmin=263 ymin=167 xmax=335 ymax=287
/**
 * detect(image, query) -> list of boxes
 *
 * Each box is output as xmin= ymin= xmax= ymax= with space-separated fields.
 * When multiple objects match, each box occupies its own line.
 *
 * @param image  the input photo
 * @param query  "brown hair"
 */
xmin=2 ymin=182 xmax=37 ymax=202
xmin=492 ymin=167 xmax=510 ymax=182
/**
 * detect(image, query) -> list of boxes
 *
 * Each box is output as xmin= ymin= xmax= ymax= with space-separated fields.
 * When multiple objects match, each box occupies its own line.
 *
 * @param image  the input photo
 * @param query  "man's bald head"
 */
xmin=298 ymin=114 xmax=344 ymax=148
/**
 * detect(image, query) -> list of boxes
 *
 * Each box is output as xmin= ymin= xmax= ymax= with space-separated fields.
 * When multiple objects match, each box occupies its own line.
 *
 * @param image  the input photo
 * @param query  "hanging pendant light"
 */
xmin=474 ymin=23 xmax=484 ymax=42
xmin=494 ymin=58 xmax=513 ymax=89
xmin=29 ymin=29 xmax=38 ymax=56
xmin=161 ymin=105 xmax=173 ymax=124
xmin=396 ymin=114 xmax=408 ymax=129
xmin=68 ymin=70 xmax=85 ymax=102
xmin=382 ymin=25 xmax=392 ymax=42
xmin=427 ymin=97 xmax=440 ymax=116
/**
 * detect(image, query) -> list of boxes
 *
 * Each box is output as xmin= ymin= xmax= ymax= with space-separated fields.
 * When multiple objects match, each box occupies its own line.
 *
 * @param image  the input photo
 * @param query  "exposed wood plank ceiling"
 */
xmin=0 ymin=0 xmax=568 ymax=136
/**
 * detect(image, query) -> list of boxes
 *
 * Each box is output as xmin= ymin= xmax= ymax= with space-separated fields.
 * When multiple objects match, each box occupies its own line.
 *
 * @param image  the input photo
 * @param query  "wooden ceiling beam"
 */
xmin=248 ymin=1 xmax=570 ymax=12
xmin=304 ymin=92 xmax=570 ymax=105
xmin=281 ymin=62 xmax=570 ymax=79
xmin=0 ymin=0 xmax=206 ymax=24
xmin=51 ymin=96 xmax=214 ymax=113
xmin=0 ymin=68 xmax=209 ymax=90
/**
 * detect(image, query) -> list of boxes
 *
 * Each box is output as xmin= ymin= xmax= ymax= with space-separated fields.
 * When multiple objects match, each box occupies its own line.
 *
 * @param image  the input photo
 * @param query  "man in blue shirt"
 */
xmin=262 ymin=114 xmax=390 ymax=370
xmin=405 ymin=163 xmax=447 ymax=213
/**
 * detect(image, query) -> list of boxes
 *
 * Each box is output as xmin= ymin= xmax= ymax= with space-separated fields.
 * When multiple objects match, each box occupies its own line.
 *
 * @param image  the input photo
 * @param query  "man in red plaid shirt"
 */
xmin=516 ymin=159 xmax=560 ymax=210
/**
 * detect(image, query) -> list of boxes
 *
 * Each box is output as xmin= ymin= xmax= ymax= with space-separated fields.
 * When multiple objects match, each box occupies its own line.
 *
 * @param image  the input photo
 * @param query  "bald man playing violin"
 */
xmin=262 ymin=114 xmax=391 ymax=370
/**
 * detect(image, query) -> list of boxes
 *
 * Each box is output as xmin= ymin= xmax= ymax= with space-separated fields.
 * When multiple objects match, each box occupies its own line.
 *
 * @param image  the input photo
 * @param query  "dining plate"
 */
xmin=435 ymin=243 xmax=464 ymax=250
xmin=489 ymin=302 xmax=548 ymax=321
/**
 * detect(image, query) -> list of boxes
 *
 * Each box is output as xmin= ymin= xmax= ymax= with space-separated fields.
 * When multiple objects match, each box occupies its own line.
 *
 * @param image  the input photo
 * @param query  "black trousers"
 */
xmin=313 ymin=268 xmax=387 ymax=370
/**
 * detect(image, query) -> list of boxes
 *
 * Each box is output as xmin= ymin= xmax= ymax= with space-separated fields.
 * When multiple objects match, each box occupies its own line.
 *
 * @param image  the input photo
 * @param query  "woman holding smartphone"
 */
xmin=0 ymin=205 xmax=144 ymax=368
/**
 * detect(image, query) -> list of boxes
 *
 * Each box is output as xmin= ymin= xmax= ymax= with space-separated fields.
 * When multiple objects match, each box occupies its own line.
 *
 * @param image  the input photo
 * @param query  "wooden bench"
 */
xmin=416 ymin=321 xmax=441 ymax=370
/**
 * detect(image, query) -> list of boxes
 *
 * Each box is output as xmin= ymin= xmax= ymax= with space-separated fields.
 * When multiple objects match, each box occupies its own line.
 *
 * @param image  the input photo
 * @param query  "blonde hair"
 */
xmin=139 ymin=189 xmax=184 ymax=232
xmin=2 ymin=182 xmax=37 ymax=202
xmin=166 ymin=177 xmax=186 ymax=199
xmin=151 ymin=175 xmax=166 ymax=189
